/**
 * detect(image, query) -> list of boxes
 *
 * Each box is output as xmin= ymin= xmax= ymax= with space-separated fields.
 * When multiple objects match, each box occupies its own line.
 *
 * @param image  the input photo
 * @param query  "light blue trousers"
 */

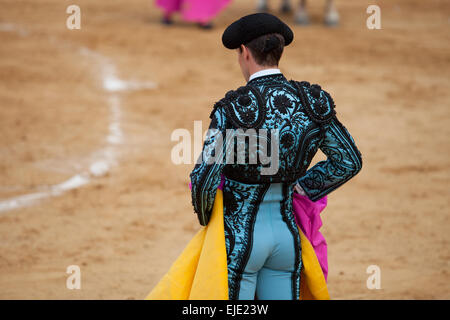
xmin=237 ymin=183 xmax=299 ymax=300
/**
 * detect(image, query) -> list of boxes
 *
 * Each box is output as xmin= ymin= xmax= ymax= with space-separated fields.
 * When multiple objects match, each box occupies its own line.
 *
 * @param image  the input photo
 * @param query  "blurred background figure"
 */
xmin=156 ymin=0 xmax=231 ymax=29
xmin=256 ymin=0 xmax=340 ymax=26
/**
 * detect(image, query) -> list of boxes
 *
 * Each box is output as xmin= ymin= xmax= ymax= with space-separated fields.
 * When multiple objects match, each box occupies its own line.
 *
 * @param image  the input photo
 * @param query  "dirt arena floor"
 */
xmin=0 ymin=0 xmax=449 ymax=299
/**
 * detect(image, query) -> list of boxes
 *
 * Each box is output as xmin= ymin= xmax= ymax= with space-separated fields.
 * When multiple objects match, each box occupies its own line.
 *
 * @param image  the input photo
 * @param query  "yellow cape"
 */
xmin=146 ymin=190 xmax=329 ymax=300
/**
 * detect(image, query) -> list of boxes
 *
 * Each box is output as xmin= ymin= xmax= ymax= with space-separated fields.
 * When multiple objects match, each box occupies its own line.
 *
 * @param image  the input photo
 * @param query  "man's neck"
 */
xmin=248 ymin=67 xmax=281 ymax=82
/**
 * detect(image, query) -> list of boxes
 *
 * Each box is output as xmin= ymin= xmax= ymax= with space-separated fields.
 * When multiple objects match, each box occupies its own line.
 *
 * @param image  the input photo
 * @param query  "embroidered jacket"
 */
xmin=190 ymin=73 xmax=362 ymax=226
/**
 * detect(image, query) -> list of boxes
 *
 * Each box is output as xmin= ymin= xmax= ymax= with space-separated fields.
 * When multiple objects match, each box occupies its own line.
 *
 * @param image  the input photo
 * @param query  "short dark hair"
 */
xmin=240 ymin=33 xmax=285 ymax=66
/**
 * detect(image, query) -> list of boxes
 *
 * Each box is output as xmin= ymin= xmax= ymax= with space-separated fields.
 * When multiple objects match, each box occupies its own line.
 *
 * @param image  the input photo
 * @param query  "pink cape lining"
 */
xmin=292 ymin=192 xmax=328 ymax=281
xmin=156 ymin=0 xmax=231 ymax=23
xmin=189 ymin=177 xmax=328 ymax=281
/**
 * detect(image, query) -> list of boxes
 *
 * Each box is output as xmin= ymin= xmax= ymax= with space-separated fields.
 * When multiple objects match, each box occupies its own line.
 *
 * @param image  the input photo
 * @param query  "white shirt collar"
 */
xmin=248 ymin=68 xmax=282 ymax=82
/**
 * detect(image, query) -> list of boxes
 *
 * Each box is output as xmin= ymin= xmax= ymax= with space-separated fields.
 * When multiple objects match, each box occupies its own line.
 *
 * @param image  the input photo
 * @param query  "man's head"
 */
xmin=222 ymin=13 xmax=293 ymax=81
xmin=237 ymin=33 xmax=285 ymax=81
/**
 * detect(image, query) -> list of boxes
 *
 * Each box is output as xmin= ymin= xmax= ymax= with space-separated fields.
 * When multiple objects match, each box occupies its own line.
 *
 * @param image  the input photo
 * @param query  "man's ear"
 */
xmin=241 ymin=45 xmax=249 ymax=60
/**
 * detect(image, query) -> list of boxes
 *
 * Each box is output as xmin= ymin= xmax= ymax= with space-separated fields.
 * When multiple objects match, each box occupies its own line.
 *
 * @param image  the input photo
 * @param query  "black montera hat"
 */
xmin=222 ymin=13 xmax=294 ymax=50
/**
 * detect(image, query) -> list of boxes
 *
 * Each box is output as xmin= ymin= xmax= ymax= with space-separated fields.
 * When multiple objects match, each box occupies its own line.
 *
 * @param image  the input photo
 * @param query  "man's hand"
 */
xmin=294 ymin=183 xmax=307 ymax=196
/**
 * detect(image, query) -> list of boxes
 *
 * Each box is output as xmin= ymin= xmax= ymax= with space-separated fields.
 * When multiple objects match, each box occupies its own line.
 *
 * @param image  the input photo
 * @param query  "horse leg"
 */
xmin=324 ymin=0 xmax=340 ymax=26
xmin=257 ymin=0 xmax=269 ymax=12
xmin=295 ymin=0 xmax=310 ymax=25
xmin=280 ymin=0 xmax=292 ymax=13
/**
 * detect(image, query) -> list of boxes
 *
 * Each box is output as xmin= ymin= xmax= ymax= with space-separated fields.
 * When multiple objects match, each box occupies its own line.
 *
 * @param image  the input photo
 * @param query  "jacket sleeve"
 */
xmin=189 ymin=106 xmax=227 ymax=226
xmin=297 ymin=116 xmax=363 ymax=201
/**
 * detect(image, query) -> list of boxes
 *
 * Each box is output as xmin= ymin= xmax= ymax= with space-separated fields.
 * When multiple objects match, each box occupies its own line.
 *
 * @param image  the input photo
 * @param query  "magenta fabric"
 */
xmin=189 ymin=176 xmax=328 ymax=281
xmin=292 ymin=193 xmax=328 ymax=281
xmin=156 ymin=0 xmax=231 ymax=23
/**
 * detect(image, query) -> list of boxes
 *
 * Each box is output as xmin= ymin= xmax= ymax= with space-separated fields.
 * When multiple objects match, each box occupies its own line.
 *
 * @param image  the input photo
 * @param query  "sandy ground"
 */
xmin=0 ymin=0 xmax=449 ymax=299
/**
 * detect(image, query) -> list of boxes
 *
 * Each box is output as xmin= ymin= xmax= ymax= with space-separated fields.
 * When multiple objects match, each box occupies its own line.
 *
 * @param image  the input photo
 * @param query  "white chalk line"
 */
xmin=0 ymin=24 xmax=157 ymax=212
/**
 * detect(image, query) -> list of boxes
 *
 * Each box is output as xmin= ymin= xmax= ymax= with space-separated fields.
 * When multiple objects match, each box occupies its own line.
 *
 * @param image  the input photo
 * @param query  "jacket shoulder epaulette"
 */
xmin=290 ymin=80 xmax=336 ymax=124
xmin=211 ymin=85 xmax=266 ymax=129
